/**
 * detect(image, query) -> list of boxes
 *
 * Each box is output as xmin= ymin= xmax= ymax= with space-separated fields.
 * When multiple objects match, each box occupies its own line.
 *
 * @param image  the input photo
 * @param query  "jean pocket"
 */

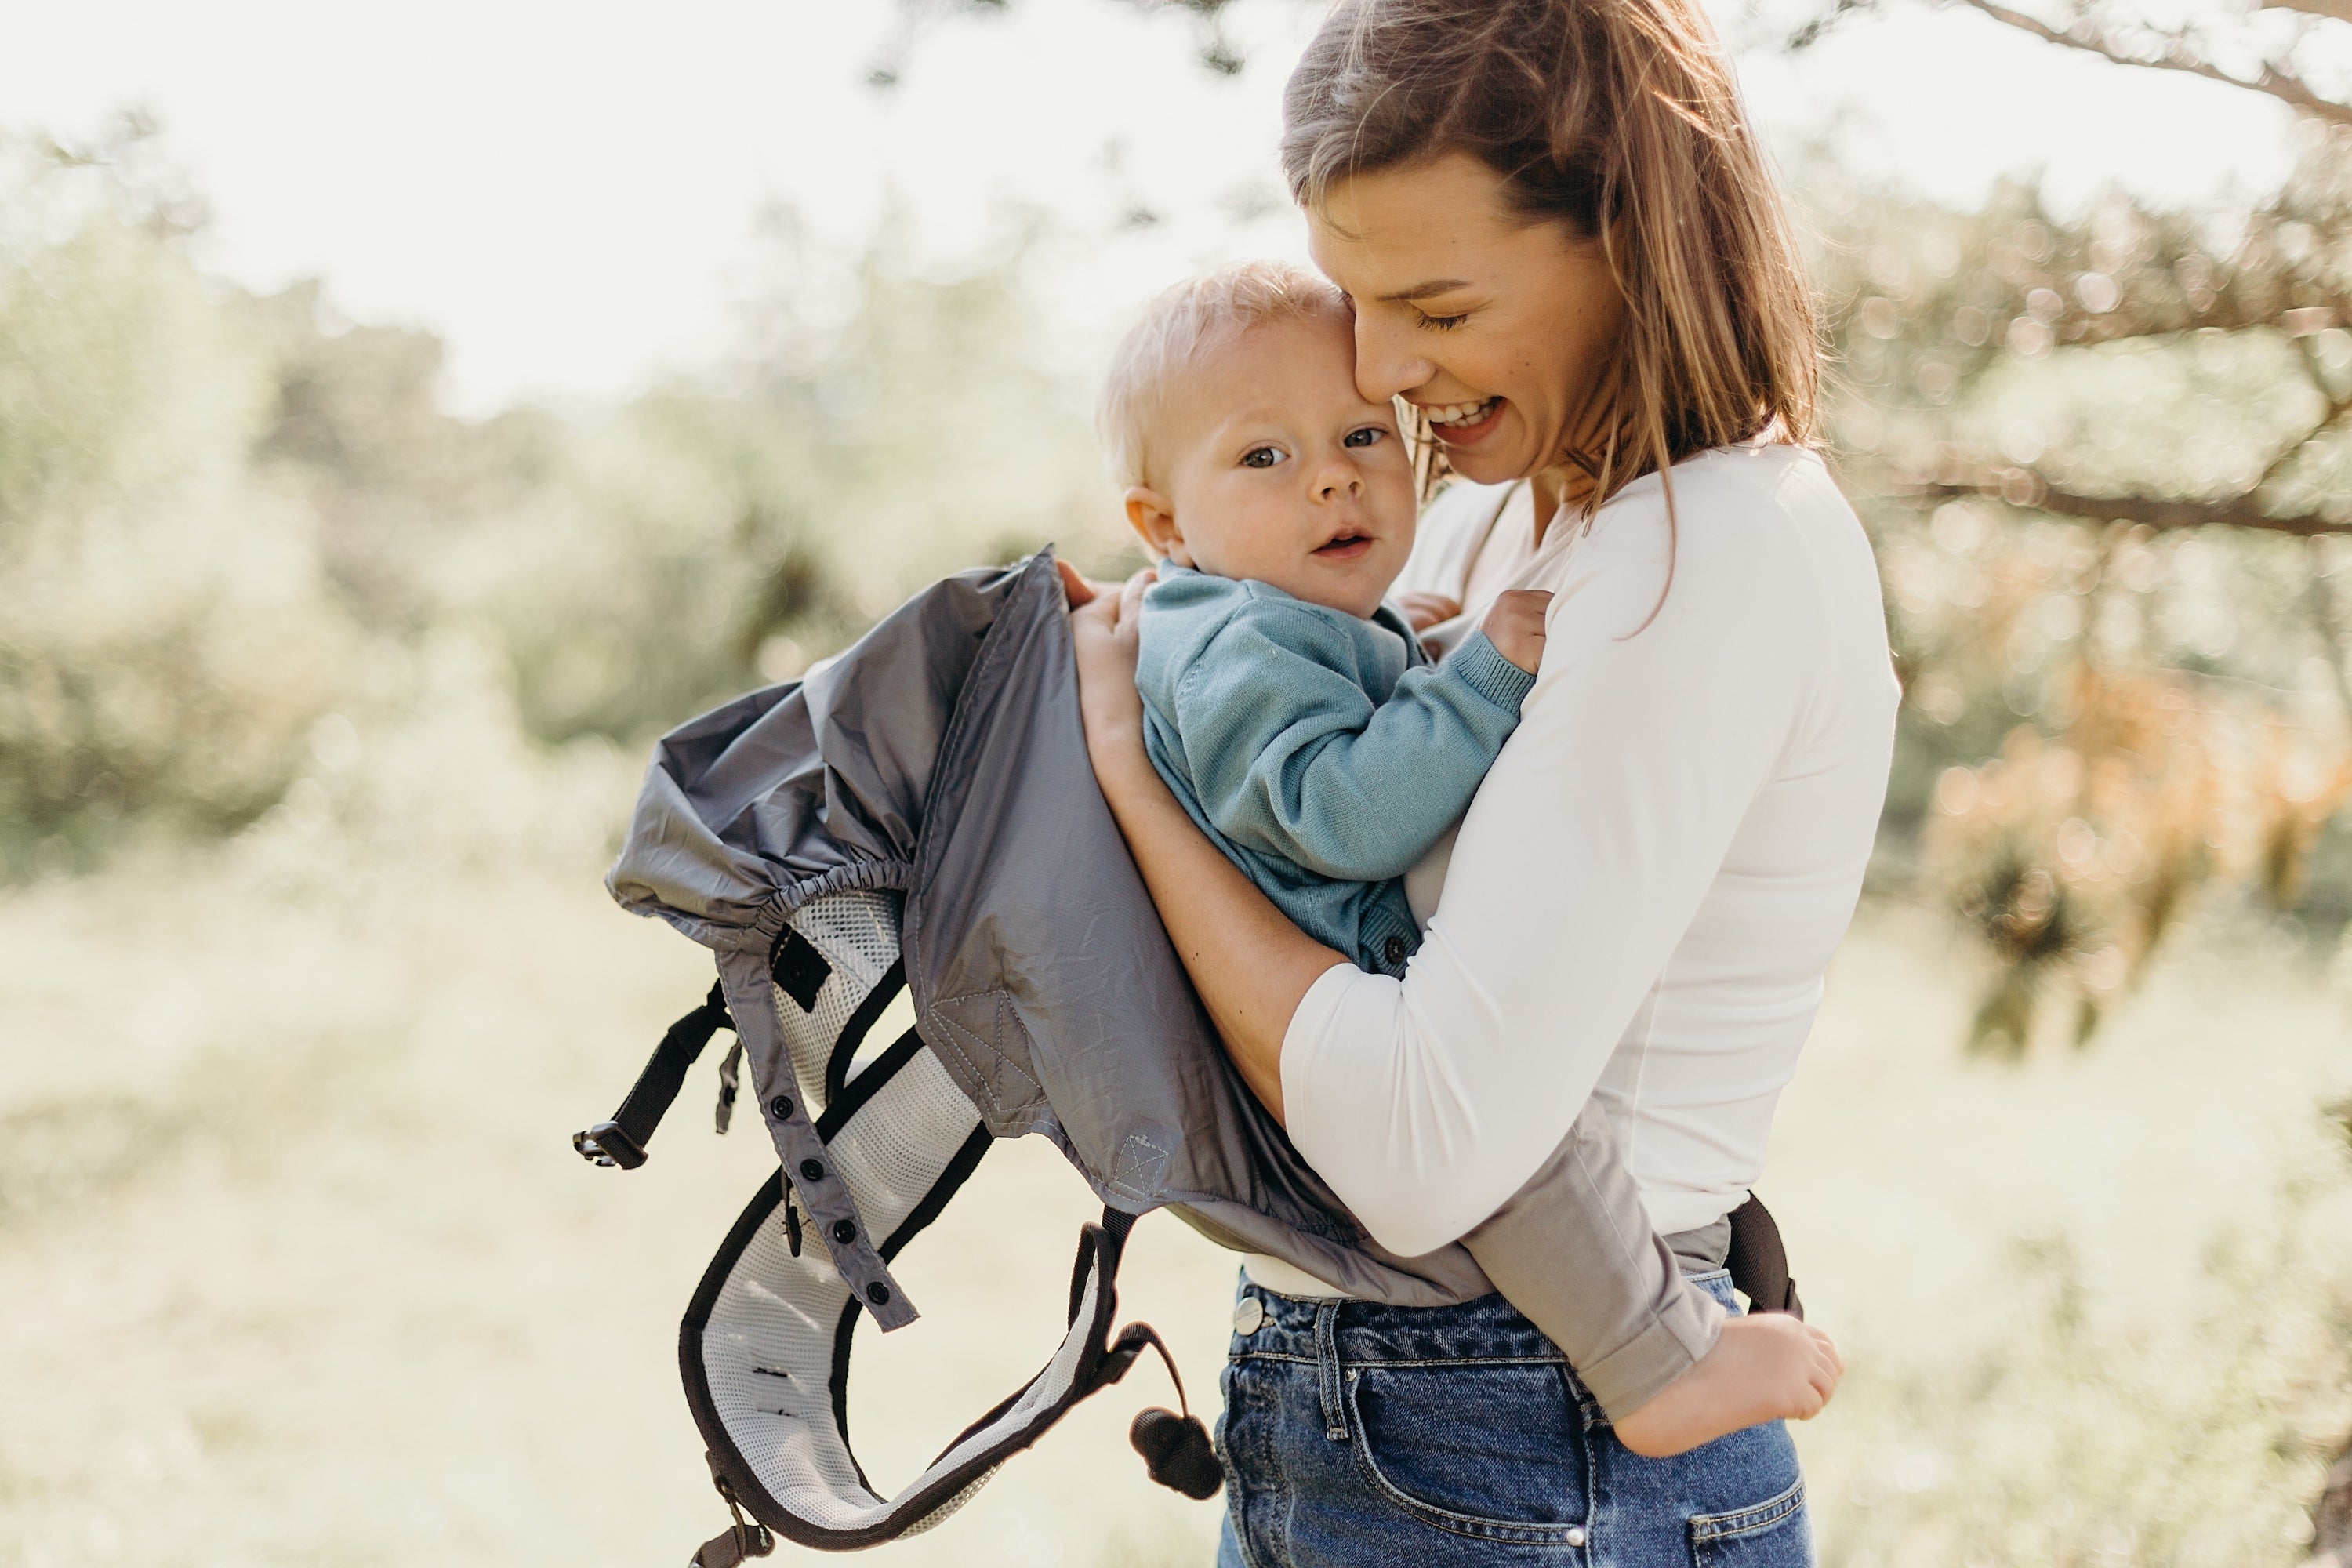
xmin=1686 ymin=1479 xmax=1809 ymax=1567
xmin=1345 ymin=1362 xmax=1591 ymax=1544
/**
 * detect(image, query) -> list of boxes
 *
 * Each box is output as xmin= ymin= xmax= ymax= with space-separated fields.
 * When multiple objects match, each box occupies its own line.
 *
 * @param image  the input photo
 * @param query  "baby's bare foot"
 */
xmin=1612 ymin=1314 xmax=1842 ymax=1459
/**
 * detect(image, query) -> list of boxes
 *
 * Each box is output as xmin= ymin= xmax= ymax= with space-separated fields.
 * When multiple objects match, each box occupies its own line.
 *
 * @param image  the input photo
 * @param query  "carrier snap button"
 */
xmin=1382 ymin=935 xmax=1407 ymax=966
xmin=866 ymin=1283 xmax=891 ymax=1305
xmin=832 ymin=1219 xmax=858 ymax=1244
xmin=799 ymin=1159 xmax=826 ymax=1182
xmin=1565 ymin=1526 xmax=1588 ymax=1548
xmin=1232 ymin=1297 xmax=1265 ymax=1335
xmin=769 ymin=1095 xmax=792 ymax=1120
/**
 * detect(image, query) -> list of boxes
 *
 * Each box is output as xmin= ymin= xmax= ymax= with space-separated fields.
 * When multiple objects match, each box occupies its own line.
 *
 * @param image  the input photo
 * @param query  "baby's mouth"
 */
xmin=1313 ymin=530 xmax=1375 ymax=561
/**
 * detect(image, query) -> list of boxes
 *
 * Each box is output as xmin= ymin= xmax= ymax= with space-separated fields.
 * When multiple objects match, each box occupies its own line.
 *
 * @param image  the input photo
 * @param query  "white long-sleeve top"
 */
xmin=1279 ymin=442 xmax=1899 ymax=1257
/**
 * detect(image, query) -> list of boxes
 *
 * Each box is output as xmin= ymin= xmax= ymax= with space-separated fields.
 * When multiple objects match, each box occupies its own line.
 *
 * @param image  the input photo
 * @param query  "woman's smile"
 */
xmin=1417 ymin=396 xmax=1506 ymax=446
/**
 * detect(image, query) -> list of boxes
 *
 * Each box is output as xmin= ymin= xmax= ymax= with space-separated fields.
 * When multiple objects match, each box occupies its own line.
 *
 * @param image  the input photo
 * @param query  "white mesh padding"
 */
xmin=770 ymin=890 xmax=904 ymax=1116
xmin=701 ymin=1035 xmax=987 ymax=1530
xmin=699 ymin=888 xmax=1115 ymax=1542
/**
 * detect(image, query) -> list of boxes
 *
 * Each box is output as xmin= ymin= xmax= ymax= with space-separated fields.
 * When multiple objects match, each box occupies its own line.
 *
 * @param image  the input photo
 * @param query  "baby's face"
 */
xmin=1134 ymin=312 xmax=1417 ymax=620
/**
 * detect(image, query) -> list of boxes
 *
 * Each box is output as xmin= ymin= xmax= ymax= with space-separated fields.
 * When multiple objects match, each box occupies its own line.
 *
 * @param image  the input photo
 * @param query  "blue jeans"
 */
xmin=1213 ymin=1271 xmax=1809 ymax=1568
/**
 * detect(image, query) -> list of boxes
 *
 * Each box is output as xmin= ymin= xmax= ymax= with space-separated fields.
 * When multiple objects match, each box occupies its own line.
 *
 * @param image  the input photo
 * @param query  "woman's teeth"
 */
xmin=1423 ymin=397 xmax=1498 ymax=428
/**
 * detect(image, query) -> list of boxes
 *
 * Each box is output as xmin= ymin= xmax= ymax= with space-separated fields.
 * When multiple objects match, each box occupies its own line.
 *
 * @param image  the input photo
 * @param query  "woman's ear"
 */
xmin=1123 ymin=486 xmax=1190 ymax=566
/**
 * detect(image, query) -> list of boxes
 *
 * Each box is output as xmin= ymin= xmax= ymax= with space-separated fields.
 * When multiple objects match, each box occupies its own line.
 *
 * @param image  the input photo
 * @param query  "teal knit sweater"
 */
xmin=1134 ymin=564 xmax=1535 ymax=978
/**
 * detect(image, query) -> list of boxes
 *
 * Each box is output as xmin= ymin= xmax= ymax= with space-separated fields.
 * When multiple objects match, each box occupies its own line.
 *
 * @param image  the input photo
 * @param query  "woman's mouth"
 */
xmin=1420 ymin=397 xmax=1504 ymax=445
xmin=1313 ymin=531 xmax=1374 ymax=561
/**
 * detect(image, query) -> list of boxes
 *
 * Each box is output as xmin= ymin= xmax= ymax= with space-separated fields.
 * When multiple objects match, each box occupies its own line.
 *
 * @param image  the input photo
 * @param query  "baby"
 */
xmin=1094 ymin=260 xmax=1838 ymax=1454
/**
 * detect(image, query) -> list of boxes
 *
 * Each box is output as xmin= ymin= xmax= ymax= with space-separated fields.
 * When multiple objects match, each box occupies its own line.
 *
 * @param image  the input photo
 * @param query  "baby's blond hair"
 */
xmin=1097 ymin=260 xmax=1348 ymax=492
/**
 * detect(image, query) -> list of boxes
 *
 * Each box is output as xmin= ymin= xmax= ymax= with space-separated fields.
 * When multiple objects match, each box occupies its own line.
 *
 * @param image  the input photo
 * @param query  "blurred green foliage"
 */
xmin=0 ymin=127 xmax=1111 ymax=879
xmin=1807 ymin=120 xmax=2352 ymax=1054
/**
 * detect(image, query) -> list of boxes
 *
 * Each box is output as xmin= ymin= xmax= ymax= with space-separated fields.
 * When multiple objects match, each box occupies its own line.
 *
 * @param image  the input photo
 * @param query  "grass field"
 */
xmin=4 ymin=738 xmax=2349 ymax=1566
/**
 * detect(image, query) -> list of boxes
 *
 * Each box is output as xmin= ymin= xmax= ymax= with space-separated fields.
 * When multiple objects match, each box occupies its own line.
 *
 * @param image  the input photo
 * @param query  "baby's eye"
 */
xmin=1343 ymin=427 xmax=1386 ymax=449
xmin=1240 ymin=445 xmax=1287 ymax=470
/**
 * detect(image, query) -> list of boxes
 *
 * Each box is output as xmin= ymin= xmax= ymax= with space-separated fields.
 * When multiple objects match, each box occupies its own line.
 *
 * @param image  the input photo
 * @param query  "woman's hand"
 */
xmin=1060 ymin=561 xmax=1157 ymax=791
xmin=1394 ymin=590 xmax=1461 ymax=633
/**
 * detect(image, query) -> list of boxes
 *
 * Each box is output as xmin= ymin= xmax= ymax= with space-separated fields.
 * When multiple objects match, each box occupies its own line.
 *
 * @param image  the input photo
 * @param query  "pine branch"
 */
xmin=1921 ymin=474 xmax=2347 ymax=536
xmin=1958 ymin=0 xmax=2352 ymax=127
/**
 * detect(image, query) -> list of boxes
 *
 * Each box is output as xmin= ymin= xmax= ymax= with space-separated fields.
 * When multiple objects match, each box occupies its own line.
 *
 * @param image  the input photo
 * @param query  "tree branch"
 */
xmin=2300 ymin=539 xmax=2352 ymax=727
xmin=1958 ymin=0 xmax=2352 ymax=127
xmin=1922 ymin=473 xmax=2349 ymax=536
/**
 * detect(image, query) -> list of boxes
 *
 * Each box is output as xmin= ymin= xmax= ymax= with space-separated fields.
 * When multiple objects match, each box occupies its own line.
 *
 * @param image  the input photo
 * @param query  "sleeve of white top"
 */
xmin=1279 ymin=492 xmax=1812 ymax=1258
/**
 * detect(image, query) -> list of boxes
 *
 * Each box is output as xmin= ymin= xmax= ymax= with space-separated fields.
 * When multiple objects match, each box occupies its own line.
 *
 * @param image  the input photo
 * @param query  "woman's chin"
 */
xmin=1439 ymin=442 xmax=1535 ymax=487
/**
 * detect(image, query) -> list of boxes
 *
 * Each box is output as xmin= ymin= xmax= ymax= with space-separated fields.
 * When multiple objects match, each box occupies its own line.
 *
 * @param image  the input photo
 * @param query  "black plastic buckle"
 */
xmin=572 ymin=1120 xmax=648 ymax=1170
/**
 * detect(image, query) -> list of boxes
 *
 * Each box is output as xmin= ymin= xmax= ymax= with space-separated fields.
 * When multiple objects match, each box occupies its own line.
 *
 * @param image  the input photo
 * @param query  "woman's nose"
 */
xmin=1352 ymin=309 xmax=1435 ymax=403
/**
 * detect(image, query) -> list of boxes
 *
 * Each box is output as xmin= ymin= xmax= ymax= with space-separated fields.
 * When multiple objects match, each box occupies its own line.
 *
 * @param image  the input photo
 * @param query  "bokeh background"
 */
xmin=5 ymin=1 xmax=2352 ymax=1564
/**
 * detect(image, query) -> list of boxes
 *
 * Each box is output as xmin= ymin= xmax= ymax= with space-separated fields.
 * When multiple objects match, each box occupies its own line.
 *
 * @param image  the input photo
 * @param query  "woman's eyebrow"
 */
xmin=1377 ymin=278 xmax=1473 ymax=303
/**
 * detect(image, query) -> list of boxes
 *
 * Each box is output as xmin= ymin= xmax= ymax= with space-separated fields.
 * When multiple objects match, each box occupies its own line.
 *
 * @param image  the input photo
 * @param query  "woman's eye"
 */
xmin=1240 ymin=446 xmax=1286 ymax=469
xmin=1344 ymin=427 xmax=1386 ymax=448
xmin=1417 ymin=310 xmax=1468 ymax=332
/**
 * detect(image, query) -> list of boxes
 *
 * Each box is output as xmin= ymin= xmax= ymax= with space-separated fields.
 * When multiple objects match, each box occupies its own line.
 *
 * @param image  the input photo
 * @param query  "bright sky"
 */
xmin=0 ymin=0 xmax=2297 ymax=414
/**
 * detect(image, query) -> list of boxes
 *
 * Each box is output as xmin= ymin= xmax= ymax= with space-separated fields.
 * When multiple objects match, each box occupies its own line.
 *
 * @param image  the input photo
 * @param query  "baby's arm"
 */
xmin=1462 ymin=1102 xmax=1841 ymax=1455
xmin=1174 ymin=595 xmax=1546 ymax=882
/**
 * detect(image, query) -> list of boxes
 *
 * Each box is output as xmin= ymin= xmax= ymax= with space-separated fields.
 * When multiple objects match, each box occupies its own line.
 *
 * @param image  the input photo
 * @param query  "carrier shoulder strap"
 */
xmin=692 ymin=1203 xmax=1185 ymax=1552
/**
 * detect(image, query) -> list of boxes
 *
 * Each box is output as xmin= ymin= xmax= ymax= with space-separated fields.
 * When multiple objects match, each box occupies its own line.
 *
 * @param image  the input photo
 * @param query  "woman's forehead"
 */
xmin=1307 ymin=155 xmax=1518 ymax=289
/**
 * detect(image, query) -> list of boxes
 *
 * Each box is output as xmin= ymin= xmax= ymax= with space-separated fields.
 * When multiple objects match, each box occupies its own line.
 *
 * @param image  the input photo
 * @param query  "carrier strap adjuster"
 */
xmin=573 ymin=1121 xmax=648 ymax=1169
xmin=573 ymin=981 xmax=735 ymax=1171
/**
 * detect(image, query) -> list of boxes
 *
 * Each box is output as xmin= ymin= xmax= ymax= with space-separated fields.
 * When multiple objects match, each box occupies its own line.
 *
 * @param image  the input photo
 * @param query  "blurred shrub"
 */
xmin=458 ymin=232 xmax=1109 ymax=745
xmin=0 ymin=128 xmax=1116 ymax=875
xmin=0 ymin=147 xmax=354 ymax=877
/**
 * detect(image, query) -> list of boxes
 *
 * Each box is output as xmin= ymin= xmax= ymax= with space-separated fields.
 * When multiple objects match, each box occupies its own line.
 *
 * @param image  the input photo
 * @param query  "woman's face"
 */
xmin=1306 ymin=151 xmax=1628 ymax=492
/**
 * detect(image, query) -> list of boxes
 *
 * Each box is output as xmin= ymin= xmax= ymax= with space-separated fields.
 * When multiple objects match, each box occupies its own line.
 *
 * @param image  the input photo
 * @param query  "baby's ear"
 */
xmin=1123 ymin=486 xmax=1188 ymax=565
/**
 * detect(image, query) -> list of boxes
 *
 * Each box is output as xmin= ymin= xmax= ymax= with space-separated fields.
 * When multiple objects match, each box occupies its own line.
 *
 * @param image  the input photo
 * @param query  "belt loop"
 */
xmin=1314 ymin=1303 xmax=1348 ymax=1442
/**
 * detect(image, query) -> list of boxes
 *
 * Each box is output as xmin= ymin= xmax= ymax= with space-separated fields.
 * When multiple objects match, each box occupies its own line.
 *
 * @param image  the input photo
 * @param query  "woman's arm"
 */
xmin=1062 ymin=564 xmax=1348 ymax=1121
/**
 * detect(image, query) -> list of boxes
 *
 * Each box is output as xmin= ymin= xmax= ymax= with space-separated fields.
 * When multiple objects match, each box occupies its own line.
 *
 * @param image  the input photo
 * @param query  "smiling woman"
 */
xmin=1286 ymin=0 xmax=1819 ymax=533
xmin=1069 ymin=1 xmax=1899 ymax=1564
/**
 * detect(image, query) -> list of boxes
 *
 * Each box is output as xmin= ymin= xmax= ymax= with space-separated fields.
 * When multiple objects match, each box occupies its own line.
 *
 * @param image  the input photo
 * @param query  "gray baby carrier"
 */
xmin=580 ymin=550 xmax=1514 ymax=1565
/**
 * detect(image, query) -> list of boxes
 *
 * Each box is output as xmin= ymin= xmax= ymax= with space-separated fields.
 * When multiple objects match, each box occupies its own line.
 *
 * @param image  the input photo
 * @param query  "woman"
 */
xmin=1069 ymin=0 xmax=1898 ymax=1563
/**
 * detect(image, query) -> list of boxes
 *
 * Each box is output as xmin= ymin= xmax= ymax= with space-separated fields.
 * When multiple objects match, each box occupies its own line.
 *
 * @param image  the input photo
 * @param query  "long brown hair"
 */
xmin=1281 ymin=0 xmax=1819 ymax=517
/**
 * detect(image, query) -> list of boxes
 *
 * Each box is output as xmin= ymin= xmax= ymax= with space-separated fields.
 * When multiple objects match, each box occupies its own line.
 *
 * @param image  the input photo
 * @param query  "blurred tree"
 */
xmin=0 ymin=123 xmax=354 ymax=877
xmin=868 ymin=0 xmax=1249 ymax=85
xmin=1783 ymin=0 xmax=2352 ymax=1055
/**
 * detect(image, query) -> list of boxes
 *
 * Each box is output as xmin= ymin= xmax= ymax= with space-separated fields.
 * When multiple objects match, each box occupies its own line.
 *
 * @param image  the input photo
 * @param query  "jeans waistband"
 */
xmin=1232 ymin=1268 xmax=1740 ymax=1371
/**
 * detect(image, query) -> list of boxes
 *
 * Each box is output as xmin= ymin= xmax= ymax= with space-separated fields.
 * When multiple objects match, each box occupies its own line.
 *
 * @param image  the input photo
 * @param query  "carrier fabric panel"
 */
xmin=604 ymin=560 xmax=1025 ymax=947
xmin=610 ymin=549 xmax=1495 ymax=1312
xmin=905 ymin=555 xmax=1495 ymax=1307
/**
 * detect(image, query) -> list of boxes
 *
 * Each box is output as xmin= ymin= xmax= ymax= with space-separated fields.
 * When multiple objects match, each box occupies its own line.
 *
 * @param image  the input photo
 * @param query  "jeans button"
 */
xmin=1565 ymin=1525 xmax=1588 ymax=1548
xmin=1232 ymin=1296 xmax=1265 ymax=1335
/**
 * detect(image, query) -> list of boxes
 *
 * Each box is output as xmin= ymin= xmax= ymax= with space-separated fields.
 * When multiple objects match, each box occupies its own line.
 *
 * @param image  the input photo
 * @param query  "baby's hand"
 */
xmin=1612 ymin=1313 xmax=1844 ymax=1459
xmin=1480 ymin=589 xmax=1552 ymax=673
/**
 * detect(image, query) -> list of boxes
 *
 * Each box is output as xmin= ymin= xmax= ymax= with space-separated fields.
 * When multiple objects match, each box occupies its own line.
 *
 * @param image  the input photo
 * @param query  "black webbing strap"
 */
xmin=574 ymin=982 xmax=735 ymax=1169
xmin=1726 ymin=1192 xmax=1803 ymax=1319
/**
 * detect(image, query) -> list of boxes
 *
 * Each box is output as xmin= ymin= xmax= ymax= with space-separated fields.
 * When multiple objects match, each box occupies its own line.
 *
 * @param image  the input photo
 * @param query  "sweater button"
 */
xmin=1382 ymin=935 xmax=1407 ymax=967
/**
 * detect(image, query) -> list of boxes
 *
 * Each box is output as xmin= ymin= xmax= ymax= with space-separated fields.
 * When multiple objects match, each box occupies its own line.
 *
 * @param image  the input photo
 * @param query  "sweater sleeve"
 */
xmin=1173 ymin=605 xmax=1534 ymax=884
xmin=1276 ymin=503 xmax=1813 ymax=1258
